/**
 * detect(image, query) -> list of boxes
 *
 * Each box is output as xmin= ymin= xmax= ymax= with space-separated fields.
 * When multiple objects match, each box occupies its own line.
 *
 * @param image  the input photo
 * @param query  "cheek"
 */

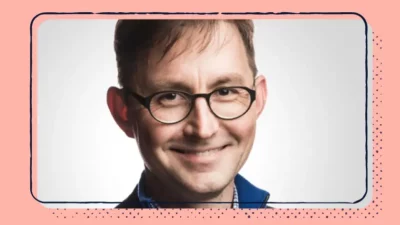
xmin=133 ymin=113 xmax=182 ymax=162
xmin=221 ymin=109 xmax=257 ymax=172
xmin=225 ymin=108 xmax=257 ymax=146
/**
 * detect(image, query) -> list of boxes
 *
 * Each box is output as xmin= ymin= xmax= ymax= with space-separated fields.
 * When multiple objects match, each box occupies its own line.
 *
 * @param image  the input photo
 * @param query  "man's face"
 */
xmin=111 ymin=22 xmax=266 ymax=198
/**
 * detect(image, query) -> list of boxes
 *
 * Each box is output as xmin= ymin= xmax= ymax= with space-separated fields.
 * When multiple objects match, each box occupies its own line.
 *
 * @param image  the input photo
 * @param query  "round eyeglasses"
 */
xmin=124 ymin=86 xmax=256 ymax=124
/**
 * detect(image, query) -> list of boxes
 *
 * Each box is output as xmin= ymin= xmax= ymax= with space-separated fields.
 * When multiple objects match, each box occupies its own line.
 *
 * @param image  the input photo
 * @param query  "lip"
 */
xmin=171 ymin=145 xmax=227 ymax=153
xmin=170 ymin=145 xmax=228 ymax=164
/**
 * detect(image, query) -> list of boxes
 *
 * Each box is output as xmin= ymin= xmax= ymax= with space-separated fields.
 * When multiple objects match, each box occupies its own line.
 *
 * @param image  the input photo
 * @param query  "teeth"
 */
xmin=193 ymin=149 xmax=219 ymax=156
xmin=174 ymin=147 xmax=223 ymax=155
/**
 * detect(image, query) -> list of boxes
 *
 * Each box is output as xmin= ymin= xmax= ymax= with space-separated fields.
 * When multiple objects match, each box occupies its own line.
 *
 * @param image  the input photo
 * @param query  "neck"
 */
xmin=143 ymin=169 xmax=235 ymax=208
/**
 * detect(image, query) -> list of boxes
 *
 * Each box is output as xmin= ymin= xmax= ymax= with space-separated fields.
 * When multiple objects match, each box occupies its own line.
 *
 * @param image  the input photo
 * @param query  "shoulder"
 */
xmin=115 ymin=186 xmax=144 ymax=209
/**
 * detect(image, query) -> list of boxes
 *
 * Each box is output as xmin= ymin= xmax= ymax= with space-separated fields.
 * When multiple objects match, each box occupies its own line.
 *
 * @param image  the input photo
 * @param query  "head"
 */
xmin=107 ymin=19 xmax=267 ymax=200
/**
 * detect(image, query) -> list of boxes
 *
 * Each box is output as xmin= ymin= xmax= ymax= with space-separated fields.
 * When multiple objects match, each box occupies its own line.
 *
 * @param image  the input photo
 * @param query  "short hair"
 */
xmin=114 ymin=19 xmax=257 ymax=88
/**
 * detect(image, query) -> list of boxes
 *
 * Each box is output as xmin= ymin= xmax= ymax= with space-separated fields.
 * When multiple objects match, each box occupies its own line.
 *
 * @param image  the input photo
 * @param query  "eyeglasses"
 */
xmin=124 ymin=86 xmax=256 ymax=124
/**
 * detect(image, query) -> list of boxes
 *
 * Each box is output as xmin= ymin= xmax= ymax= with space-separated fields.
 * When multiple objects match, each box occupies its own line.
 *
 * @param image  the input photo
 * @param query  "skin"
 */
xmin=107 ymin=21 xmax=267 ymax=208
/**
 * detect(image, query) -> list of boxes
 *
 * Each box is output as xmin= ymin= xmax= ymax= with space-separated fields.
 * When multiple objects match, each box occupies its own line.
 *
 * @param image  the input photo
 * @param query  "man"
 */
xmin=107 ymin=19 xmax=270 ymax=208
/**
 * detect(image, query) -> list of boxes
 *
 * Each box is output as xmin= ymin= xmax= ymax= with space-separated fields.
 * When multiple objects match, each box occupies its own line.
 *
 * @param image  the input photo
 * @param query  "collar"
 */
xmin=234 ymin=173 xmax=270 ymax=208
xmin=137 ymin=171 xmax=239 ymax=208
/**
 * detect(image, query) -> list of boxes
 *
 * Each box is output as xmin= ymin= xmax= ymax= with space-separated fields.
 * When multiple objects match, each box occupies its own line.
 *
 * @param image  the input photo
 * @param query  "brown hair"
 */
xmin=114 ymin=20 xmax=257 ymax=88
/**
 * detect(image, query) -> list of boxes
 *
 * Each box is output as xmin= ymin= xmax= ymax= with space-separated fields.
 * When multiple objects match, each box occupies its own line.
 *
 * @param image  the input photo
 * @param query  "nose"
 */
xmin=183 ymin=97 xmax=219 ymax=139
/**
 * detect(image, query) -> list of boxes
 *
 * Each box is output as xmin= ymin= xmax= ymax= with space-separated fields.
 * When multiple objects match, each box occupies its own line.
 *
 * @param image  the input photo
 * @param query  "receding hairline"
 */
xmin=114 ymin=19 xmax=257 ymax=89
xmin=147 ymin=20 xmax=242 ymax=68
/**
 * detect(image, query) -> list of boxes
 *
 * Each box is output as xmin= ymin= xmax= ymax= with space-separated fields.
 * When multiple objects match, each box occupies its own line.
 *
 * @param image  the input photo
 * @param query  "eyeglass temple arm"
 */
xmin=123 ymin=88 xmax=147 ymax=106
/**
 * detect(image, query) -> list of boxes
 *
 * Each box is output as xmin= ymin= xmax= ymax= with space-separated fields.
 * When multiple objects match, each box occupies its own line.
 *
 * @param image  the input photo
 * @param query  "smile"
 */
xmin=172 ymin=146 xmax=225 ymax=155
xmin=170 ymin=145 xmax=228 ymax=164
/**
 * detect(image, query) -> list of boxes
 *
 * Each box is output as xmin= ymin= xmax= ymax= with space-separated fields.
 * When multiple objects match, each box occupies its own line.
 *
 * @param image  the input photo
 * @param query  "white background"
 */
xmin=36 ymin=19 xmax=373 ymax=208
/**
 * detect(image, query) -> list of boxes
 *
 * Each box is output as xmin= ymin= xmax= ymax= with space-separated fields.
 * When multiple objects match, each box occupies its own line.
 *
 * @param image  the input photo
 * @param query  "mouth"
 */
xmin=171 ymin=145 xmax=227 ymax=156
xmin=171 ymin=145 xmax=228 ymax=164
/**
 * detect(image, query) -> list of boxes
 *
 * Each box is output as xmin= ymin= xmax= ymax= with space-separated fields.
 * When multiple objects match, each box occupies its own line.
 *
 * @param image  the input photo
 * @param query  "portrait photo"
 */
xmin=33 ymin=15 xmax=372 ymax=209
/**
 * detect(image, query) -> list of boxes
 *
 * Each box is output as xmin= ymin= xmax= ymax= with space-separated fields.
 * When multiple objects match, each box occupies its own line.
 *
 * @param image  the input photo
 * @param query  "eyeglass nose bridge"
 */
xmin=190 ymin=93 xmax=212 ymax=101
xmin=185 ymin=91 xmax=233 ymax=122
xmin=186 ymin=92 xmax=213 ymax=114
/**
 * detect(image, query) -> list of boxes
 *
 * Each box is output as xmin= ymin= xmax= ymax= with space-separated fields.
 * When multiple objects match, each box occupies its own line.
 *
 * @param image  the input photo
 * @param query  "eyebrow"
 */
xmin=149 ymin=72 xmax=248 ymax=93
xmin=149 ymin=80 xmax=193 ymax=93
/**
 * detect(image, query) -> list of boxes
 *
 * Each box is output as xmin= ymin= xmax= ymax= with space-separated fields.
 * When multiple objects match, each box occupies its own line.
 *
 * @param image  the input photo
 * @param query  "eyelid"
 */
xmin=215 ymin=86 xmax=230 ymax=89
xmin=154 ymin=90 xmax=191 ymax=95
xmin=213 ymin=86 xmax=244 ymax=92
xmin=213 ymin=86 xmax=235 ymax=91
xmin=154 ymin=91 xmax=191 ymax=100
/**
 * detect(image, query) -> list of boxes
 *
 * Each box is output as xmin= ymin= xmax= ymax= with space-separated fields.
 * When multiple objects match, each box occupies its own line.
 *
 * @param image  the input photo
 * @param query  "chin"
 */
xmin=177 ymin=170 xmax=233 ymax=194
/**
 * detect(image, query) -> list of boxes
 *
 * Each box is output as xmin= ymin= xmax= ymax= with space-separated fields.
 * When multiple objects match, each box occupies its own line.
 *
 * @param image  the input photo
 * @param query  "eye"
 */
xmin=212 ymin=87 xmax=242 ymax=102
xmin=217 ymin=88 xmax=231 ymax=96
xmin=160 ymin=93 xmax=177 ymax=100
xmin=154 ymin=92 xmax=188 ymax=107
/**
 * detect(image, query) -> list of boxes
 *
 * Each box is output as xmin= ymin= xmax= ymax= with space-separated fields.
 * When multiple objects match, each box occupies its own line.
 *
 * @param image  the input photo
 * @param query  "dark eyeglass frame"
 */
xmin=123 ymin=86 xmax=256 ymax=124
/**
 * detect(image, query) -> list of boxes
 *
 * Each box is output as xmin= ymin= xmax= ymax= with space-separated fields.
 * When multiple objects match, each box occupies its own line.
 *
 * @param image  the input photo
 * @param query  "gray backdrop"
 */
xmin=36 ymin=18 xmax=373 ymax=208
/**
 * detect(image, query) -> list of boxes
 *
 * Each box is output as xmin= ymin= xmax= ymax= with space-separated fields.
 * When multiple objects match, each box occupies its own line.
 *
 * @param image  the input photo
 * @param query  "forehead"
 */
xmin=134 ymin=21 xmax=253 ymax=93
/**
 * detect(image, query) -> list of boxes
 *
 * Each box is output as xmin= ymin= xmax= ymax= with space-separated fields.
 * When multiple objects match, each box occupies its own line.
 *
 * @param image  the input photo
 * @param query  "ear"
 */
xmin=106 ymin=87 xmax=135 ymax=138
xmin=254 ymin=75 xmax=267 ymax=119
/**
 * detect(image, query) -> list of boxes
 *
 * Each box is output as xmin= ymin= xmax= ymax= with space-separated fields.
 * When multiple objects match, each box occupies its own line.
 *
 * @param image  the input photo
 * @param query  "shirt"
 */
xmin=115 ymin=173 xmax=270 ymax=209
